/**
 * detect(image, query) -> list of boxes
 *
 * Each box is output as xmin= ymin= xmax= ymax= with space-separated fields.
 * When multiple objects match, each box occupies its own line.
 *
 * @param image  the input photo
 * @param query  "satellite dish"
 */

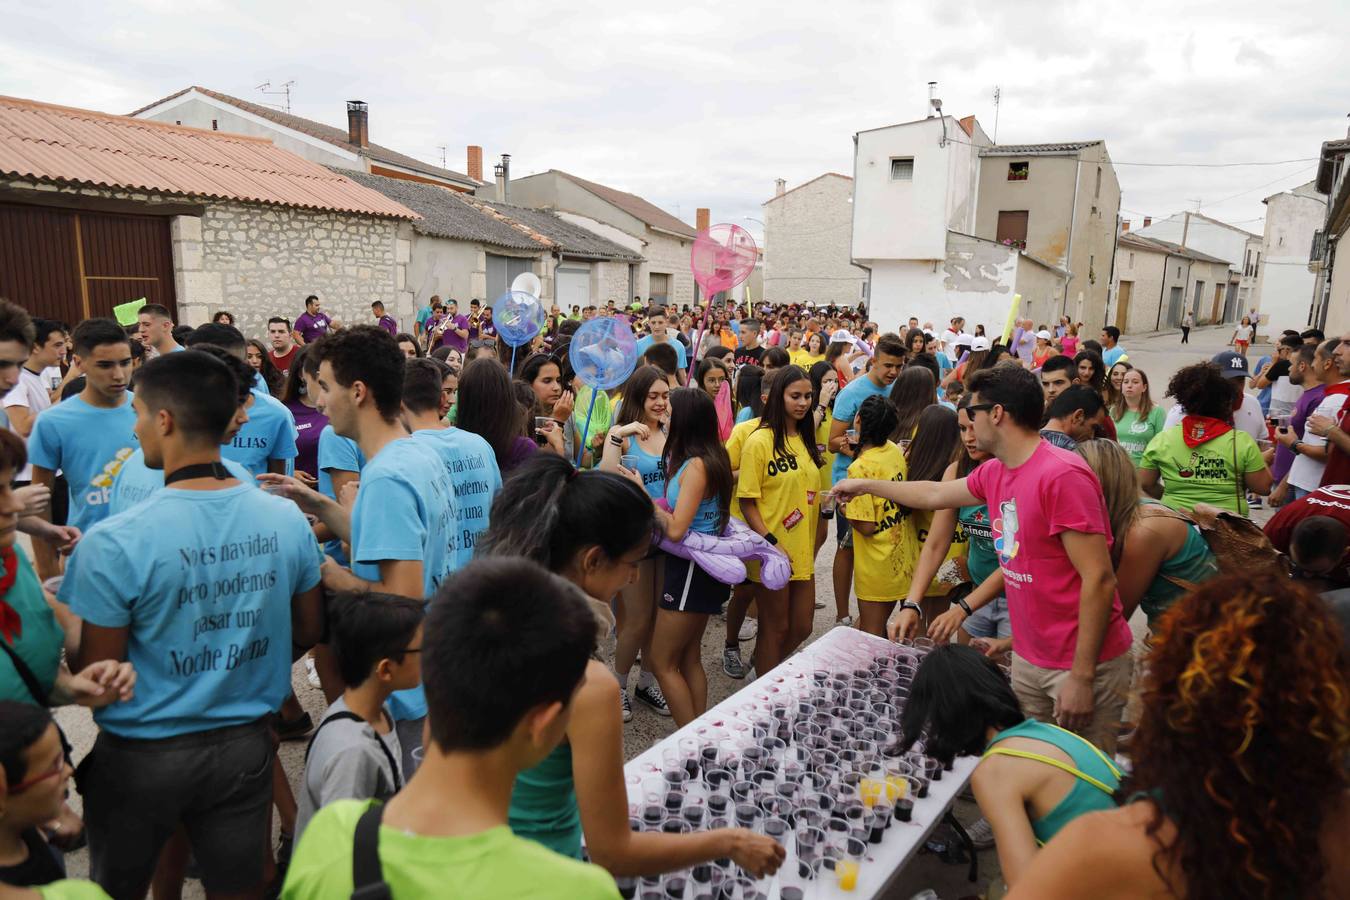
xmin=511 ymin=272 xmax=542 ymax=298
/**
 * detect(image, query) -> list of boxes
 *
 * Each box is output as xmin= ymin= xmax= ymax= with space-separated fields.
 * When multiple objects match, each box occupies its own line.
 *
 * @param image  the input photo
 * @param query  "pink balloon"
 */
xmin=690 ymin=224 xmax=758 ymax=297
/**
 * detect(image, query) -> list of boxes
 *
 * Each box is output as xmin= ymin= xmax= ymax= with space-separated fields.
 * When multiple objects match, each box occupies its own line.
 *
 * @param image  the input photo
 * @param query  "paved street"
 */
xmin=49 ymin=322 xmax=1271 ymax=899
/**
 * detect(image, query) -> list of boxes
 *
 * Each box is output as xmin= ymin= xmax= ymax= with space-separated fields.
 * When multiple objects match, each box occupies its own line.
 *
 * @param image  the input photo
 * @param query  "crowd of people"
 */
xmin=0 ymin=290 xmax=1345 ymax=900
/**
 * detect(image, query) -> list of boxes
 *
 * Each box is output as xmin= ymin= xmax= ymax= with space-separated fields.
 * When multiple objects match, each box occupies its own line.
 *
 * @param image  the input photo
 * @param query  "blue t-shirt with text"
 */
xmin=409 ymin=428 xmax=502 ymax=569
xmin=108 ymin=448 xmax=254 ymax=515
xmin=635 ymin=334 xmax=688 ymax=370
xmin=223 ymin=389 xmax=298 ymax=477
xmin=829 ymin=376 xmax=894 ymax=484
xmin=62 ymin=485 xmax=323 ymax=738
xmin=28 ymin=394 xmax=138 ymax=534
xmin=350 ymin=438 xmax=456 ymax=722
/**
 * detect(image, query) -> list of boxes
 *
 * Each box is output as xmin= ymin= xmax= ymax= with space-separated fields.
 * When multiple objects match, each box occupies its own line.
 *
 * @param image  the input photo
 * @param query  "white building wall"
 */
xmin=852 ymin=117 xmax=985 ymax=262
xmin=555 ymin=212 xmax=644 ymax=255
xmin=763 ymin=175 xmax=866 ymax=305
xmin=868 ymin=234 xmax=1020 ymax=336
xmin=1255 ymin=183 xmax=1326 ymax=334
xmin=1133 ymin=213 xmax=1246 ymax=272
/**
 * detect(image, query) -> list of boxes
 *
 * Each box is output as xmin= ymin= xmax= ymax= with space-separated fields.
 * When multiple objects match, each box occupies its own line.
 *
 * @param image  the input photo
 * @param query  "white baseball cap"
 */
xmin=971 ymin=336 xmax=991 ymax=351
xmin=1036 ymin=329 xmax=1052 ymax=340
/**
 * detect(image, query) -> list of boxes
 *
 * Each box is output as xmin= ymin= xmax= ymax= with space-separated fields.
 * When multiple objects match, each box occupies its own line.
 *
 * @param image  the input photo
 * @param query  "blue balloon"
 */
xmin=570 ymin=316 xmax=638 ymax=390
xmin=492 ymin=290 xmax=546 ymax=348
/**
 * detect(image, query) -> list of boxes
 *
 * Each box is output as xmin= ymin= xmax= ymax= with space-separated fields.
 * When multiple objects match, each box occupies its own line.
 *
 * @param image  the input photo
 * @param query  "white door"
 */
xmin=556 ymin=265 xmax=591 ymax=309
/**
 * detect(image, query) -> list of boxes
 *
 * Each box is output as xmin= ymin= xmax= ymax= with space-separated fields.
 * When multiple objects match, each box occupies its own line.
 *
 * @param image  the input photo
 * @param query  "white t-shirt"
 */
xmin=1289 ymin=392 xmax=1350 ymax=492
xmin=3 ymin=367 xmax=53 ymax=481
xmin=1164 ymin=391 xmax=1265 ymax=443
xmin=1269 ymin=376 xmax=1303 ymax=419
xmin=1234 ymin=324 xmax=1254 ymax=342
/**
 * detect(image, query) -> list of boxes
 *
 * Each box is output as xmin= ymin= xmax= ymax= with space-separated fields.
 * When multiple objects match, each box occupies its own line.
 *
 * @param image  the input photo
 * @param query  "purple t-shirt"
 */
xmin=965 ymin=441 xmax=1133 ymax=670
xmin=295 ymin=311 xmax=331 ymax=344
xmin=375 ymin=314 xmax=398 ymax=336
xmin=1272 ymin=383 xmax=1326 ymax=482
xmin=500 ymin=436 xmax=537 ymax=475
xmin=284 ymin=401 xmax=328 ymax=479
xmin=437 ymin=315 xmax=470 ymax=353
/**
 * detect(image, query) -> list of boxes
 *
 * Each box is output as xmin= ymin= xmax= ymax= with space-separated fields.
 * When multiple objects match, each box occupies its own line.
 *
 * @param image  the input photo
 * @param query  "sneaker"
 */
xmin=636 ymin=682 xmax=671 ymax=716
xmin=620 ymin=691 xmax=633 ymax=723
xmin=722 ymin=647 xmax=748 ymax=679
xmin=835 ymin=615 xmax=854 ymax=628
xmin=738 ymin=618 xmax=758 ymax=641
xmin=304 ymin=656 xmax=321 ymax=689
xmin=963 ymin=816 xmax=996 ymax=850
xmin=814 ymin=598 xmax=826 ymax=609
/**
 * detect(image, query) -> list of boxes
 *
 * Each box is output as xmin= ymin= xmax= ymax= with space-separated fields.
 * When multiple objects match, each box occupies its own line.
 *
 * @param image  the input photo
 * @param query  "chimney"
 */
xmin=467 ymin=145 xmax=483 ymax=182
xmin=346 ymin=100 xmax=369 ymax=149
xmin=927 ymin=81 xmax=938 ymax=118
xmin=696 ymin=208 xmax=710 ymax=233
xmin=774 ymin=178 xmax=786 ymax=197
xmin=493 ymin=154 xmax=511 ymax=202
xmin=1121 ymin=220 xmax=1130 ymax=232
xmin=1143 ymin=216 xmax=1152 ymax=228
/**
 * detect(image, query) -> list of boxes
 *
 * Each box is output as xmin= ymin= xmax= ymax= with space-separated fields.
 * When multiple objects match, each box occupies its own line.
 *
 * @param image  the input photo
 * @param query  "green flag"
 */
xmin=113 ymin=297 xmax=147 ymax=327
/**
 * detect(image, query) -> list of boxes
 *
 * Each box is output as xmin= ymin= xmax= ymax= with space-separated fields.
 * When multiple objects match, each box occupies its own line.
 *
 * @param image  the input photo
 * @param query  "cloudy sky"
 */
xmin=3 ymin=0 xmax=1345 ymax=246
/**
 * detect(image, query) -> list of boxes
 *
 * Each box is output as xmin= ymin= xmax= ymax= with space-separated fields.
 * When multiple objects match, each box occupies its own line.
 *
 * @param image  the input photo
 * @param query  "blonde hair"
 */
xmin=1074 ymin=438 xmax=1140 ymax=565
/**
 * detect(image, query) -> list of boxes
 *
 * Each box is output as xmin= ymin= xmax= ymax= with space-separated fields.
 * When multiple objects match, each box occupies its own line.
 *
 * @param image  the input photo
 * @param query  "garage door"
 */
xmin=486 ymin=254 xmax=534 ymax=301
xmin=0 ymin=203 xmax=177 ymax=324
xmin=556 ymin=265 xmax=591 ymax=309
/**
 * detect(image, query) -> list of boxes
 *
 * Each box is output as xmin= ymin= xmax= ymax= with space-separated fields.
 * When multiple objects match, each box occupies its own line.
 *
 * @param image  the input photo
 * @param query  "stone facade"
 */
xmin=177 ymin=202 xmax=410 ymax=337
xmin=596 ymin=260 xmax=634 ymax=306
xmin=763 ymin=174 xmax=866 ymax=306
xmin=638 ymin=231 xmax=695 ymax=308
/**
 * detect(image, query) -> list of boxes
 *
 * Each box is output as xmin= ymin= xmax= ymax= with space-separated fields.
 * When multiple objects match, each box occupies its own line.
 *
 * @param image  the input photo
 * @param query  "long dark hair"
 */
xmin=457 ymin=358 xmax=523 ymax=468
xmin=808 ymin=361 xmax=836 ymax=412
xmin=759 ymin=366 xmax=824 ymax=468
xmin=904 ymin=404 xmax=960 ymax=485
xmin=1074 ymin=350 xmax=1106 ymax=394
xmin=735 ymin=365 xmax=765 ymax=418
xmin=616 ymin=365 xmax=666 ymax=427
xmin=890 ymin=366 xmax=936 ymax=441
xmin=478 ymin=453 xmax=656 ymax=572
xmin=247 ymin=338 xmax=284 ymax=395
xmin=856 ymin=394 xmax=899 ymax=451
xmin=898 ymin=645 xmax=1024 ymax=765
xmin=278 ymin=345 xmax=313 ymax=406
xmin=663 ymin=388 xmax=733 ymax=533
xmin=806 ymin=331 xmax=826 ymax=355
xmin=955 ymin=395 xmax=985 ymax=478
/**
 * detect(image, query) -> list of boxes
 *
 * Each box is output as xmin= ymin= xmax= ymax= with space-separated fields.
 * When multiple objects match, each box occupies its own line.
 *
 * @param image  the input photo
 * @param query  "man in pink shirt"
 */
xmin=834 ymin=364 xmax=1132 ymax=752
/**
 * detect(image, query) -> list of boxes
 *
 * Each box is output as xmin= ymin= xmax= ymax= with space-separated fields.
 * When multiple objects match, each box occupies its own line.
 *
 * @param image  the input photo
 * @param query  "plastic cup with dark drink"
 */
xmin=896 ymin=796 xmax=914 ymax=822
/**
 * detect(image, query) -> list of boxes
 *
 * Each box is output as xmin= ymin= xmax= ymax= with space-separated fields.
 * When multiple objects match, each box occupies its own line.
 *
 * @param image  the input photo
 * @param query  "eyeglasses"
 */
xmin=11 ymin=751 xmax=66 ymax=793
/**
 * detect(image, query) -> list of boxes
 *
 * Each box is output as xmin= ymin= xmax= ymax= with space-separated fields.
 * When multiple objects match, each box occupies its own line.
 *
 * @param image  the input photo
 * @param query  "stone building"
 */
xmin=506 ymin=169 xmax=698 ymax=307
xmin=0 ymin=93 xmax=417 ymax=335
xmin=1111 ymin=233 xmax=1233 ymax=333
xmin=762 ymin=173 xmax=867 ymax=305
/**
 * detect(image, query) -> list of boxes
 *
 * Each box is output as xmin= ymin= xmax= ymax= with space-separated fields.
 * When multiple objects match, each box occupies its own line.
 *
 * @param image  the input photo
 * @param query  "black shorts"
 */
xmin=660 ymin=554 xmax=729 ymax=615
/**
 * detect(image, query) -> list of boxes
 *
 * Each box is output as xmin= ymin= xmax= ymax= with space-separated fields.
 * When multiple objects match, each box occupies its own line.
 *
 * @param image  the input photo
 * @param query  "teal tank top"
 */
xmin=508 ymin=741 xmax=582 ymax=858
xmin=1137 ymin=500 xmax=1219 ymax=625
xmin=664 ymin=460 xmax=722 ymax=535
xmin=957 ymin=502 xmax=999 ymax=585
xmin=983 ymin=719 xmax=1122 ymax=844
xmin=625 ymin=440 xmax=667 ymax=500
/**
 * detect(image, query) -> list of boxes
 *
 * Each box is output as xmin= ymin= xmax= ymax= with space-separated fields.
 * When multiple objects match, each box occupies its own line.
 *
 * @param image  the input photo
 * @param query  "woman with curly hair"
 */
xmin=1139 ymin=362 xmax=1271 ymax=516
xmin=1007 ymin=574 xmax=1350 ymax=899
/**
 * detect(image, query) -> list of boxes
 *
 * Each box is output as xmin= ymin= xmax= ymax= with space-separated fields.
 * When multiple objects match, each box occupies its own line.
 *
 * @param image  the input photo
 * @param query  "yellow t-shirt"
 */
xmin=790 ymin=349 xmax=824 ymax=370
xmin=726 ymin=417 xmax=761 ymax=474
xmin=913 ymin=508 xmax=963 ymax=596
xmin=815 ymin=410 xmax=835 ymax=493
xmin=736 ymin=429 xmax=822 ymax=582
xmin=843 ymin=443 xmax=920 ymax=602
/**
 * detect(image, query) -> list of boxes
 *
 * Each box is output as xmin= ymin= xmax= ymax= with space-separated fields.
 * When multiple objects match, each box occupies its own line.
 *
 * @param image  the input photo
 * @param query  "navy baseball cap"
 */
xmin=1211 ymin=350 xmax=1250 ymax=379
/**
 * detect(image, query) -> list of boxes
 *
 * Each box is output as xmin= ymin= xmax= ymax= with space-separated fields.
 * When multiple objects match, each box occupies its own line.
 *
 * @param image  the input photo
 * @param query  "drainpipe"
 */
xmin=1154 ymin=253 xmax=1170 ymax=331
xmin=1104 ymin=209 xmax=1121 ymax=328
xmin=1060 ymin=158 xmax=1082 ymax=318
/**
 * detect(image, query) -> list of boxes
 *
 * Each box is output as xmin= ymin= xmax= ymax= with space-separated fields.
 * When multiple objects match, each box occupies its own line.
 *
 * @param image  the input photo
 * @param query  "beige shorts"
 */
xmin=1010 ymin=651 xmax=1132 ymax=755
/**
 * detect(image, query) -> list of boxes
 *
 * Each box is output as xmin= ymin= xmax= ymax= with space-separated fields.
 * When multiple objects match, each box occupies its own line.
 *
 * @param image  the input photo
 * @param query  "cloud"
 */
xmin=0 ymin=0 xmax=1346 ymax=241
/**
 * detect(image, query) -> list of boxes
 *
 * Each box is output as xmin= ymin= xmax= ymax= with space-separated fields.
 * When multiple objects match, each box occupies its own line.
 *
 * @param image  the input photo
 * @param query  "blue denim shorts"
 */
xmin=962 ymin=596 xmax=1011 ymax=639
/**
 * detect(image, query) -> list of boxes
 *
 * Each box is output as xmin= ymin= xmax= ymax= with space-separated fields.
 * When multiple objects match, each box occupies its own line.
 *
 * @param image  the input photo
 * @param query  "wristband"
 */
xmin=763 ymin=532 xmax=778 ymax=545
xmin=899 ymin=601 xmax=922 ymax=616
xmin=954 ymin=596 xmax=973 ymax=617
xmin=609 ymin=435 xmax=624 ymax=447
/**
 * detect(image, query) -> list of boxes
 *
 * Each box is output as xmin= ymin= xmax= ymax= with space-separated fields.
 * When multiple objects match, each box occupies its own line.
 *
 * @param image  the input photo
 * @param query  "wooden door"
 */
xmin=1115 ymin=280 xmax=1132 ymax=331
xmin=1210 ymin=283 xmax=1224 ymax=322
xmin=0 ymin=203 xmax=176 ymax=324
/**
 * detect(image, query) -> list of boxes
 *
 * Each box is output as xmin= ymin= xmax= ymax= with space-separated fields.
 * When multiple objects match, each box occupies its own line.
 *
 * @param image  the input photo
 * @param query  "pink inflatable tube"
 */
xmin=654 ymin=500 xmax=792 ymax=590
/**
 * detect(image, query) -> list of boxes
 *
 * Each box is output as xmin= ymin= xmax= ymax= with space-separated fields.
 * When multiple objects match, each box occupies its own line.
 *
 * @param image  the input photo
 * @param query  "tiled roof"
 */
xmin=130 ymin=86 xmax=478 ymax=188
xmin=338 ymin=168 xmax=545 ymax=252
xmin=551 ymin=170 xmax=697 ymax=238
xmin=980 ymin=141 xmax=1103 ymax=156
xmin=0 ymin=94 xmax=417 ymax=219
xmin=472 ymin=198 xmax=643 ymax=261
xmin=1119 ymin=233 xmax=1232 ymax=266
xmin=763 ymin=172 xmax=852 ymax=205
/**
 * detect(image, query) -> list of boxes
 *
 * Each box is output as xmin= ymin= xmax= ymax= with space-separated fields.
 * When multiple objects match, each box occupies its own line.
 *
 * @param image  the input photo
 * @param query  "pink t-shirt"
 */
xmin=964 ymin=441 xmax=1133 ymax=669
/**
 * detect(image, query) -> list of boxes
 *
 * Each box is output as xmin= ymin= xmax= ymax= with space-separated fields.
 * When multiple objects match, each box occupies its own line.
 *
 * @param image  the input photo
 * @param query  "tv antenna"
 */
xmin=255 ymin=80 xmax=296 ymax=113
xmin=436 ymin=145 xmax=448 ymax=168
xmin=1187 ymin=197 xmax=1203 ymax=210
xmin=992 ymin=85 xmax=1001 ymax=144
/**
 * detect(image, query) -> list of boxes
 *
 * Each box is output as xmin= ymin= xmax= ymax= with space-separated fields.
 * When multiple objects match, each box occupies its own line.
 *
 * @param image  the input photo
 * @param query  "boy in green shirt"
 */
xmin=282 ymin=559 xmax=619 ymax=900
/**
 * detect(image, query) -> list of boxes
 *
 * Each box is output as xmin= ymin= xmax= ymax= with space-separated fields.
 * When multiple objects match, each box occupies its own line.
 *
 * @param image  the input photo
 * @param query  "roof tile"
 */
xmin=0 ymin=94 xmax=417 ymax=219
xmin=551 ymin=170 xmax=697 ymax=238
xmin=980 ymin=141 xmax=1103 ymax=156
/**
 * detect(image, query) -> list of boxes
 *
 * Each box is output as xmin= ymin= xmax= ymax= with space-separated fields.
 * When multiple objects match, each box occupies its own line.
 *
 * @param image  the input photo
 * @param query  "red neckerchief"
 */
xmin=1181 ymin=415 xmax=1233 ymax=449
xmin=0 ymin=547 xmax=21 ymax=644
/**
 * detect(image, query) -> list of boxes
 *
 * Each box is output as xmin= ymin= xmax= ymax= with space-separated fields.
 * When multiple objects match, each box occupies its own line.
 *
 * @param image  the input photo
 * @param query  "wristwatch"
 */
xmin=899 ymin=601 xmax=922 ymax=617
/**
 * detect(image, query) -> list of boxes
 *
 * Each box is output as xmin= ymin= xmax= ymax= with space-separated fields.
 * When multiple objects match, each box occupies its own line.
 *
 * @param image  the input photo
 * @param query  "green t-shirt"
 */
xmin=0 ymin=546 xmax=63 ymax=705
xmin=1113 ymin=406 xmax=1167 ymax=465
xmin=1139 ymin=427 xmax=1265 ymax=516
xmin=281 ymin=799 xmax=619 ymax=900
xmin=39 ymin=882 xmax=114 ymax=900
xmin=571 ymin=386 xmax=613 ymax=465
